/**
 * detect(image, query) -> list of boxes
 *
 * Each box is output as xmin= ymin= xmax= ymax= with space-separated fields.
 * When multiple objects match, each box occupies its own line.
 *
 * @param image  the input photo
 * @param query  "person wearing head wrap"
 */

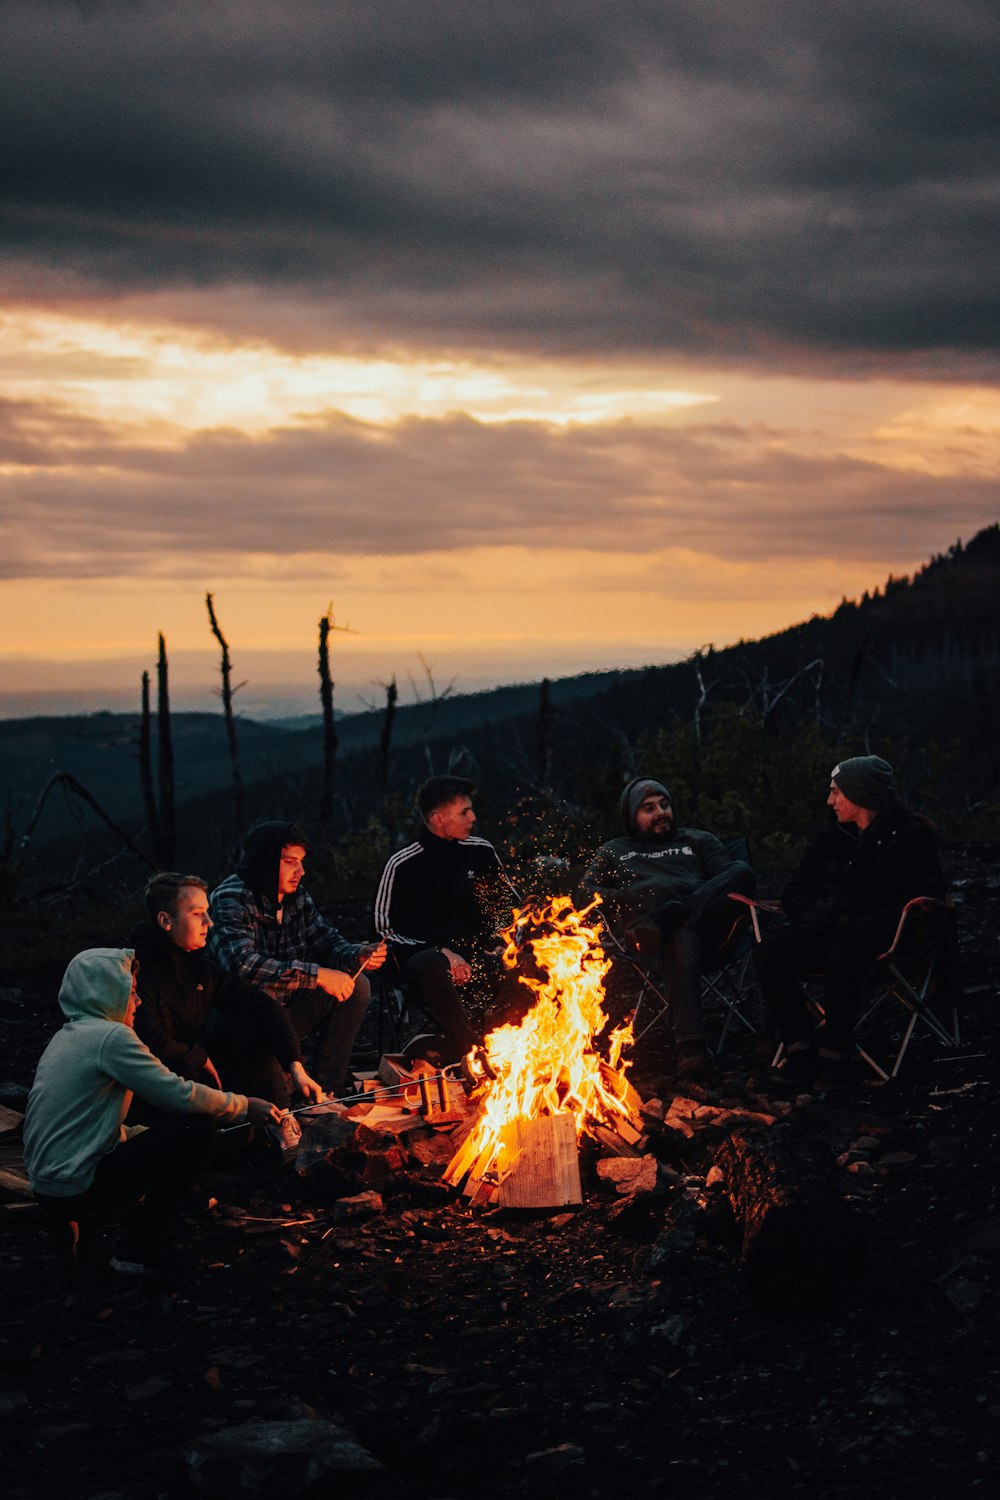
xmin=23 ymin=948 xmax=280 ymax=1274
xmin=580 ymin=777 xmax=755 ymax=1079
xmin=208 ymin=822 xmax=386 ymax=1095
xmin=753 ymin=755 xmax=947 ymax=1090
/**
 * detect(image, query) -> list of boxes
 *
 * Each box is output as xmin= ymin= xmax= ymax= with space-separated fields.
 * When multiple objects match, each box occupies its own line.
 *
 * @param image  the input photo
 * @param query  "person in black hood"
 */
xmin=131 ymin=871 xmax=326 ymax=1111
xmin=208 ymin=822 xmax=386 ymax=1094
xmin=581 ymin=777 xmax=755 ymax=1078
xmin=754 ymin=756 xmax=947 ymax=1090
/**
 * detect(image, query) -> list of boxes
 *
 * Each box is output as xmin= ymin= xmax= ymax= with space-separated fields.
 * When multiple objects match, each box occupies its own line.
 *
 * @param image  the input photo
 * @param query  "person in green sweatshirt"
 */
xmin=23 ymin=947 xmax=281 ymax=1275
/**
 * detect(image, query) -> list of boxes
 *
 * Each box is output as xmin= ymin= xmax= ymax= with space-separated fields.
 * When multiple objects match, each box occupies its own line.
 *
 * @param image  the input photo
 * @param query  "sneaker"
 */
xmin=109 ymin=1242 xmax=184 ymax=1277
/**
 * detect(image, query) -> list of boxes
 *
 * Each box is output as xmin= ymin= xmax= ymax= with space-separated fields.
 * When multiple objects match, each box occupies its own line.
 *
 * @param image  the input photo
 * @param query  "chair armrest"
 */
xmin=727 ymin=892 xmax=784 ymax=943
xmin=878 ymin=896 xmax=949 ymax=961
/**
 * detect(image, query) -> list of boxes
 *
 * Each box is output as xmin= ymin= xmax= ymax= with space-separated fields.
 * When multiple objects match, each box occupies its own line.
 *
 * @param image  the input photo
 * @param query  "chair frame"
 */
xmin=600 ymin=898 xmax=762 ymax=1055
xmin=854 ymin=896 xmax=960 ymax=1077
xmin=737 ymin=892 xmax=960 ymax=1082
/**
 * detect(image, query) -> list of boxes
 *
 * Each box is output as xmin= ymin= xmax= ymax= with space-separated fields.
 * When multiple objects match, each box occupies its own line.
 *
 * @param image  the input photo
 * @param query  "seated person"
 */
xmin=373 ymin=776 xmax=519 ymax=1061
xmin=131 ymin=871 xmax=326 ymax=1111
xmin=753 ymin=755 xmax=947 ymax=1089
xmin=208 ymin=821 xmax=385 ymax=1095
xmin=23 ymin=947 xmax=280 ymax=1276
xmin=580 ymin=777 xmax=755 ymax=1078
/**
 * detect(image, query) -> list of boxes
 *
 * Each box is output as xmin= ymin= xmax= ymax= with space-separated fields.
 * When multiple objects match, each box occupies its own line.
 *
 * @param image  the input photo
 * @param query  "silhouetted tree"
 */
xmin=206 ymin=592 xmax=245 ymax=832
xmin=157 ymin=633 xmax=175 ymax=865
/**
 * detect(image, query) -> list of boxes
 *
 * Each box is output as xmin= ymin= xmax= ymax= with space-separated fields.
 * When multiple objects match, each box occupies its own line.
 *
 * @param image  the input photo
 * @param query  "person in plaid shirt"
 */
xmin=208 ymin=821 xmax=385 ymax=1094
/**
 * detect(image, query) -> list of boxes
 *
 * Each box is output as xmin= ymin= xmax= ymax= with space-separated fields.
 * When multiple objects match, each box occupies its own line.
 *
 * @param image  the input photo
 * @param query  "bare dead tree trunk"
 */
xmin=138 ymin=669 xmax=160 ymax=849
xmin=692 ymin=651 xmax=713 ymax=743
xmin=157 ymin=633 xmax=176 ymax=865
xmin=536 ymin=677 xmax=554 ymax=788
xmin=377 ymin=677 xmax=398 ymax=797
xmin=10 ymin=772 xmax=155 ymax=885
xmin=318 ymin=612 xmax=337 ymax=822
xmin=206 ymin=592 xmax=245 ymax=831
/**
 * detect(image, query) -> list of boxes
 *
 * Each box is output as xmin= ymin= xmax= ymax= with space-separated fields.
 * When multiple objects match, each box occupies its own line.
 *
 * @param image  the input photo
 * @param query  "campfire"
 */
xmin=444 ymin=896 xmax=645 ymax=1207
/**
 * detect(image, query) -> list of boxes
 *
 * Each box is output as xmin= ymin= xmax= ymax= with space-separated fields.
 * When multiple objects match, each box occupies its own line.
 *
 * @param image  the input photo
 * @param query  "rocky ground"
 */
xmin=1 ymin=846 xmax=998 ymax=1499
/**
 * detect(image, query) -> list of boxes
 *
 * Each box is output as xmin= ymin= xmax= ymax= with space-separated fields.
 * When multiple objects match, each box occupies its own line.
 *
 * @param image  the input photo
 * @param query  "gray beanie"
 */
xmin=621 ymin=777 xmax=676 ymax=833
xmin=831 ymin=756 xmax=894 ymax=810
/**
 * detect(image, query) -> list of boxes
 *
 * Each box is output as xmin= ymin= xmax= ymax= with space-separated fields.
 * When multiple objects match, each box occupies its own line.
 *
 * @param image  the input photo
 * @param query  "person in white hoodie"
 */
xmin=23 ymin=947 xmax=280 ymax=1274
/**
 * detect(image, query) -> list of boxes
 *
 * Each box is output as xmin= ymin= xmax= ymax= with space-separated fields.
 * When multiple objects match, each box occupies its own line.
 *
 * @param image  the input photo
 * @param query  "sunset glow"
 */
xmin=1 ymin=3 xmax=997 ymax=716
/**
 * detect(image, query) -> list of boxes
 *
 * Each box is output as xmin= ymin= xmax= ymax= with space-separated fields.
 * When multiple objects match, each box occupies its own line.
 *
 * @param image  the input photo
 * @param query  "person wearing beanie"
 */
xmin=208 ymin=822 xmax=386 ymax=1095
xmin=580 ymin=777 xmax=756 ymax=1079
xmin=753 ymin=756 xmax=947 ymax=1090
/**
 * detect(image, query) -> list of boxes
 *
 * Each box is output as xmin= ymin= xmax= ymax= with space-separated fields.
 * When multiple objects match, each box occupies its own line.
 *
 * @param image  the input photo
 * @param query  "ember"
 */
xmin=444 ymin=896 xmax=643 ymax=1203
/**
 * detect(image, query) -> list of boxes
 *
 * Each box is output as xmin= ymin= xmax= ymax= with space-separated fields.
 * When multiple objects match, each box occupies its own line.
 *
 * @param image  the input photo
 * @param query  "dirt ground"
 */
xmin=1 ymin=848 xmax=998 ymax=1499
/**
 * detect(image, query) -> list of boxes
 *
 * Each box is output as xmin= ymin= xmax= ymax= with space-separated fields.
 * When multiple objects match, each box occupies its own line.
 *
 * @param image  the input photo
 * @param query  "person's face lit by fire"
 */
xmin=634 ymin=793 xmax=674 ymax=837
xmin=429 ymin=796 xmax=477 ymax=842
xmin=124 ymin=963 xmax=141 ymax=1028
xmin=278 ymin=844 xmax=307 ymax=900
xmin=158 ymin=885 xmax=212 ymax=951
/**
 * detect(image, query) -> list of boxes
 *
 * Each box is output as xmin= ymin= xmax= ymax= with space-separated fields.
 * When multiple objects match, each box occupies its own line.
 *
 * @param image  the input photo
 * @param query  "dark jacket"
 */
xmin=781 ymin=796 xmax=946 ymax=942
xmin=582 ymin=778 xmax=747 ymax=917
xmin=581 ymin=827 xmax=742 ymax=916
xmin=131 ymin=921 xmax=302 ymax=1079
xmin=373 ymin=828 xmax=516 ymax=957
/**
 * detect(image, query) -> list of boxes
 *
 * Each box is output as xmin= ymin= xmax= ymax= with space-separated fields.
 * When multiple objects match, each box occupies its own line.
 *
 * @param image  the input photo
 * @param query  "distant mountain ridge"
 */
xmin=3 ymin=524 xmax=998 ymax=854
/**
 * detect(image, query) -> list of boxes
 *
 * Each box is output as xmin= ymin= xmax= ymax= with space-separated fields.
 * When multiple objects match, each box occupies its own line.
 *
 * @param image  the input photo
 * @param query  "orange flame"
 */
xmin=445 ymin=895 xmax=635 ymax=1187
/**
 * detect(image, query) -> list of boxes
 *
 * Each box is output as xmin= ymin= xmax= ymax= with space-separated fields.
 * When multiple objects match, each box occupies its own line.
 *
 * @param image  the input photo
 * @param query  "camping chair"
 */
xmin=854 ymin=897 xmax=961 ymax=1077
xmin=745 ymin=893 xmax=961 ymax=1083
xmin=596 ymin=915 xmax=675 ymax=1044
xmin=601 ymin=837 xmax=763 ymax=1055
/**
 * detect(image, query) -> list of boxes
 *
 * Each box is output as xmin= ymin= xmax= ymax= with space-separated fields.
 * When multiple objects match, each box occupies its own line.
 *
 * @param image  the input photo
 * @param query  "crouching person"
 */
xmin=131 ymin=872 xmax=326 ymax=1111
xmin=23 ymin=948 xmax=281 ymax=1276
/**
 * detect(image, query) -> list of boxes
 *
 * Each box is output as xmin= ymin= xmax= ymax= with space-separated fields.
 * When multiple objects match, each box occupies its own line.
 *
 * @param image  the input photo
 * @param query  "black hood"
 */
xmin=620 ymin=777 xmax=678 ymax=836
xmin=237 ymin=820 xmax=298 ymax=905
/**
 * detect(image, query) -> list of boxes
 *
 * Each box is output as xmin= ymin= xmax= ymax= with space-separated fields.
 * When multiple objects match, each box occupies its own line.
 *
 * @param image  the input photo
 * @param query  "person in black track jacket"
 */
xmin=374 ymin=776 xmax=519 ymax=1061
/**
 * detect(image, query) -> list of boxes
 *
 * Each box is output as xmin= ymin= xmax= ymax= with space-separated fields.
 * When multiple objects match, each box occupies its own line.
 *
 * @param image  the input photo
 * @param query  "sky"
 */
xmin=1 ymin=0 xmax=998 ymax=717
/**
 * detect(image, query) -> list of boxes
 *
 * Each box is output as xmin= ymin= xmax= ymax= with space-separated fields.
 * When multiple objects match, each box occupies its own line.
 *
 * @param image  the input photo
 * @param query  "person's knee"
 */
xmin=352 ymin=973 xmax=372 ymax=1006
xmin=404 ymin=949 xmax=451 ymax=982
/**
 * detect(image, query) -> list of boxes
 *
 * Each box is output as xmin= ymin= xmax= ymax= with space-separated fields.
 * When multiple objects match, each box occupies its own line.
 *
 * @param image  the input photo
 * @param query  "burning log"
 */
xmin=715 ymin=1123 xmax=863 ymax=1305
xmin=444 ymin=897 xmax=644 ymax=1207
xmin=496 ymin=1114 xmax=582 ymax=1209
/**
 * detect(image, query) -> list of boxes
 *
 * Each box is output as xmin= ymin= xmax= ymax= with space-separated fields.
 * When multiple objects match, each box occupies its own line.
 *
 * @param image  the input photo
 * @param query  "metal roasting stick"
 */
xmin=219 ymin=1065 xmax=465 ymax=1132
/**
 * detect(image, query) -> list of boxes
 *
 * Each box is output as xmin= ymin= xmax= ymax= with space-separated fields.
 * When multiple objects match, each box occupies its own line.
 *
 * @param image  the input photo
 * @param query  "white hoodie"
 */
xmin=23 ymin=947 xmax=248 ymax=1197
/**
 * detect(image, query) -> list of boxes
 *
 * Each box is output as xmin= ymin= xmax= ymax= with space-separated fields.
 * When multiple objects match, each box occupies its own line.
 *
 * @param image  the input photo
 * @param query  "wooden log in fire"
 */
xmin=496 ymin=1114 xmax=582 ymax=1209
xmin=715 ymin=1123 xmax=863 ymax=1306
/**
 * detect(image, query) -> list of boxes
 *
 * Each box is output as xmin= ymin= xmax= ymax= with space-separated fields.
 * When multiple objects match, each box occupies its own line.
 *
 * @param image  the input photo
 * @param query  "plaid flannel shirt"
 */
xmin=207 ymin=874 xmax=360 ymax=1001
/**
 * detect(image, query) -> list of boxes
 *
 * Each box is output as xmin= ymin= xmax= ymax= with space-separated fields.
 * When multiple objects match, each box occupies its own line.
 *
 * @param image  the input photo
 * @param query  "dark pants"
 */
xmin=198 ymin=1008 xmax=291 ymax=1107
xmin=35 ymin=1113 xmax=215 ymax=1258
xmin=753 ymin=923 xmax=885 ymax=1054
xmin=647 ymin=864 xmax=756 ymax=1045
xmin=285 ymin=973 xmax=371 ymax=1094
xmin=397 ymin=949 xmax=481 ymax=1060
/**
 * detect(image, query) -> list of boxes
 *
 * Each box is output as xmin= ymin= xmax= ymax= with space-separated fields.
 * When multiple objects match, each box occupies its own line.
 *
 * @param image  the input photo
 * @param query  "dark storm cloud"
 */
xmin=1 ymin=1 xmax=998 ymax=368
xmin=1 ymin=398 xmax=993 ymax=579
